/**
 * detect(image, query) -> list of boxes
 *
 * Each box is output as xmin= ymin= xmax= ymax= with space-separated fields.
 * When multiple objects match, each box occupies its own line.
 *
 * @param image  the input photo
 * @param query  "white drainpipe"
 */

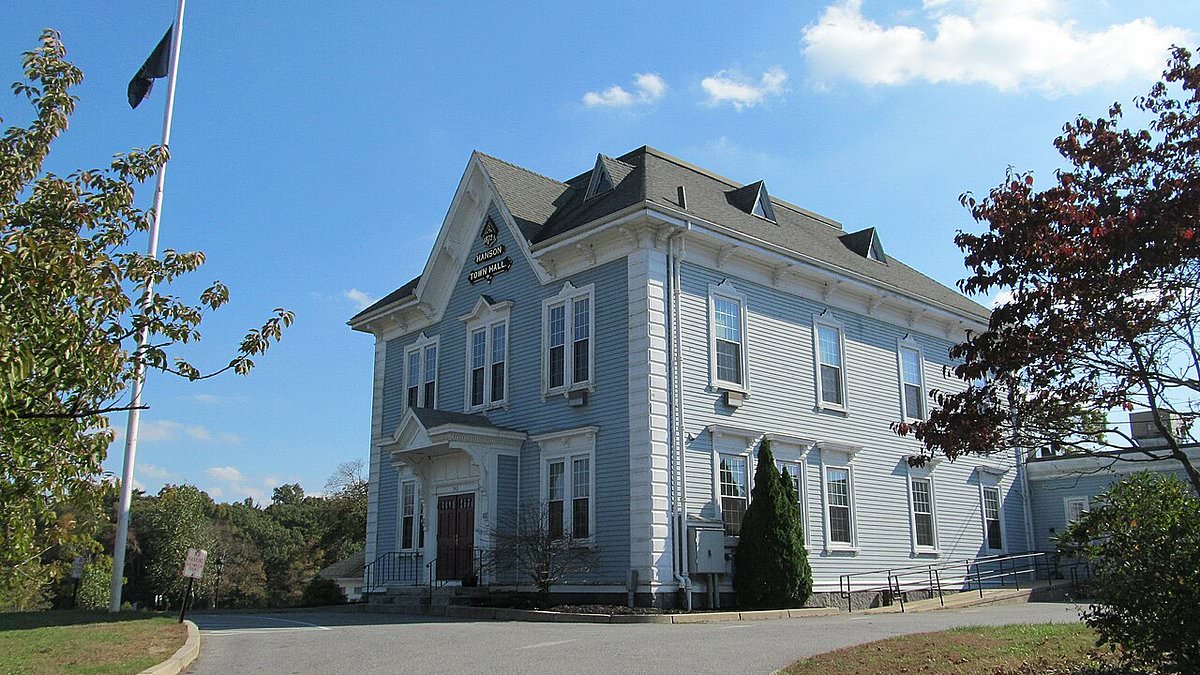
xmin=666 ymin=226 xmax=692 ymax=609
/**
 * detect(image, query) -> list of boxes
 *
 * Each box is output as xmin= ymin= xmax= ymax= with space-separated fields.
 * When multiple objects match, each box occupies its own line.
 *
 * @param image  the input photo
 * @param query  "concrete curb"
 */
xmin=139 ymin=619 xmax=199 ymax=675
xmin=435 ymin=604 xmax=841 ymax=624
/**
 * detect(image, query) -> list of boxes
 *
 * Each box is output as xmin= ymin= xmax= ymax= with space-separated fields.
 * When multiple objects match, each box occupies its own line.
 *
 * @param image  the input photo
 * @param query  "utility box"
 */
xmin=689 ymin=526 xmax=726 ymax=574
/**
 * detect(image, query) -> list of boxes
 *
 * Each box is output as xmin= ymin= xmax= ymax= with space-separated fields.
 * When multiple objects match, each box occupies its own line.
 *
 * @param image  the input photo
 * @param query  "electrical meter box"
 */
xmin=688 ymin=526 xmax=727 ymax=574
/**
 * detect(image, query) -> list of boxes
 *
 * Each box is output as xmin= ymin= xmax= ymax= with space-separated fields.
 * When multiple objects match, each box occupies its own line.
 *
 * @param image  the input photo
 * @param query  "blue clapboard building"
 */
xmin=349 ymin=146 xmax=1167 ymax=607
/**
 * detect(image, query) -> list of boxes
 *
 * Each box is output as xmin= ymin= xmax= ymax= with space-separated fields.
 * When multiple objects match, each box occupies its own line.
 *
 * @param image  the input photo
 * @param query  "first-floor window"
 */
xmin=777 ymin=461 xmax=803 ymax=505
xmin=910 ymin=477 xmax=935 ymax=549
xmin=546 ymin=454 xmax=592 ymax=540
xmin=826 ymin=467 xmax=853 ymax=545
xmin=719 ymin=454 xmax=749 ymax=536
xmin=983 ymin=486 xmax=1003 ymax=550
xmin=400 ymin=481 xmax=422 ymax=550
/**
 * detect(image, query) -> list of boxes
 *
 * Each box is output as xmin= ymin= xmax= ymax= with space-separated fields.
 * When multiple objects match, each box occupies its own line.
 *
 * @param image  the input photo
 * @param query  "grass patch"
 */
xmin=0 ymin=610 xmax=185 ymax=675
xmin=783 ymin=623 xmax=1126 ymax=675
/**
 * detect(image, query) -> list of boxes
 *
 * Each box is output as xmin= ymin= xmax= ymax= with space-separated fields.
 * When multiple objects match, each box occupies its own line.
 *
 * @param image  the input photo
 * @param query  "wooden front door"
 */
xmin=436 ymin=493 xmax=475 ymax=581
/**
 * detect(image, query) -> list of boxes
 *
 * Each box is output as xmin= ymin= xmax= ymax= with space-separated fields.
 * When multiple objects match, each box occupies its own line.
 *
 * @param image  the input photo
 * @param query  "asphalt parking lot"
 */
xmin=186 ymin=602 xmax=1083 ymax=674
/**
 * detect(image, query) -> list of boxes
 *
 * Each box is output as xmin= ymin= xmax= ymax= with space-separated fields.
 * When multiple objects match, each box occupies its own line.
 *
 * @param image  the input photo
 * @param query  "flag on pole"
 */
xmin=128 ymin=27 xmax=173 ymax=109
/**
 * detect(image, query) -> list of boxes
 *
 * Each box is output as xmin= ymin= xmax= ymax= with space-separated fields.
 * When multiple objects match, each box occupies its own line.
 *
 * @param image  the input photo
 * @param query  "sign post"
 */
xmin=179 ymin=548 xmax=206 ymax=623
xmin=70 ymin=557 xmax=85 ymax=608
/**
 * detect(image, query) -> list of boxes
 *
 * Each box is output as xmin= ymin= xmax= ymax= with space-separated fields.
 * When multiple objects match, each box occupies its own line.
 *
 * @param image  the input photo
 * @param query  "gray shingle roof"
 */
xmin=319 ymin=549 xmax=364 ymax=579
xmin=348 ymin=275 xmax=419 ymax=324
xmin=358 ymin=145 xmax=989 ymax=324
xmin=411 ymin=407 xmax=514 ymax=432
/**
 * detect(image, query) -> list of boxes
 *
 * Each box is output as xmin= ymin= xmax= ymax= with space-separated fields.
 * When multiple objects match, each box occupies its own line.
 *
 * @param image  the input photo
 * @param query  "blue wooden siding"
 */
xmin=372 ymin=203 xmax=631 ymax=584
xmin=674 ymin=261 xmax=1024 ymax=587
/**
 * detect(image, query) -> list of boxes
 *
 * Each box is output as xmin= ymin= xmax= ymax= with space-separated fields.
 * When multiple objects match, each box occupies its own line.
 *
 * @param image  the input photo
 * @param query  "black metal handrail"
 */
xmin=425 ymin=546 xmax=486 ymax=600
xmin=363 ymin=551 xmax=423 ymax=593
xmin=839 ymin=551 xmax=1051 ymax=612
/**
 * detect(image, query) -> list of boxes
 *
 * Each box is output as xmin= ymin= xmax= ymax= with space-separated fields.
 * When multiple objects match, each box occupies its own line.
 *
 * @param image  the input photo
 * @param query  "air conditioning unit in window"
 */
xmin=567 ymin=389 xmax=588 ymax=407
xmin=723 ymin=390 xmax=744 ymax=408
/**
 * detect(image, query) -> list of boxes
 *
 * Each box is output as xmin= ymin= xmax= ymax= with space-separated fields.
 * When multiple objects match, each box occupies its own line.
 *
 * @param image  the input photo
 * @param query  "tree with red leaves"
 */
xmin=897 ymin=46 xmax=1200 ymax=494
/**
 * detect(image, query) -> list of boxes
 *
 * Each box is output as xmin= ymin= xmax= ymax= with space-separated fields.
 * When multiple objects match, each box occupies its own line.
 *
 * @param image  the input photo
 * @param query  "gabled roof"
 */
xmin=410 ymin=407 xmax=514 ymax=432
xmin=358 ymin=145 xmax=990 ymax=325
xmin=319 ymin=549 xmax=365 ymax=579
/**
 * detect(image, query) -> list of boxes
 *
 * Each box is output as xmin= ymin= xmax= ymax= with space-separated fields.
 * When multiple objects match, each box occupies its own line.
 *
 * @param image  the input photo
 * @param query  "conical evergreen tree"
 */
xmin=732 ymin=440 xmax=812 ymax=609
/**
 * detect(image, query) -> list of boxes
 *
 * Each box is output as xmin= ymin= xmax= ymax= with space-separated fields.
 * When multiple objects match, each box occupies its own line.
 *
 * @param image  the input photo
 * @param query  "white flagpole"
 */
xmin=110 ymin=0 xmax=188 ymax=613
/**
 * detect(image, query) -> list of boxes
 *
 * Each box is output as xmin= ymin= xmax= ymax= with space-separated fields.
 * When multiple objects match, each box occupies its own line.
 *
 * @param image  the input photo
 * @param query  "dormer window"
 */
xmin=726 ymin=181 xmax=777 ymax=223
xmin=584 ymin=155 xmax=615 ymax=200
xmin=841 ymin=227 xmax=887 ymax=263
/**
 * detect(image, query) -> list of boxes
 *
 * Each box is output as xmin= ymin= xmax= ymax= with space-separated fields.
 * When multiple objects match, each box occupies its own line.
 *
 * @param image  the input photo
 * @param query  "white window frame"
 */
xmin=897 ymin=338 xmax=927 ymax=422
xmin=1064 ymin=496 xmax=1089 ymax=524
xmin=907 ymin=474 xmax=939 ymax=554
xmin=404 ymin=333 xmax=439 ymax=411
xmin=541 ymin=282 xmax=595 ymax=396
xmin=398 ymin=479 xmax=423 ymax=551
xmin=767 ymin=433 xmax=813 ymax=542
xmin=818 ymin=443 xmax=861 ymax=552
xmin=980 ymin=484 xmax=1005 ymax=552
xmin=708 ymin=281 xmax=750 ymax=393
xmin=813 ymin=314 xmax=848 ymax=411
xmin=460 ymin=299 xmax=512 ymax=412
xmin=533 ymin=426 xmax=597 ymax=542
xmin=718 ymin=452 xmax=751 ymax=536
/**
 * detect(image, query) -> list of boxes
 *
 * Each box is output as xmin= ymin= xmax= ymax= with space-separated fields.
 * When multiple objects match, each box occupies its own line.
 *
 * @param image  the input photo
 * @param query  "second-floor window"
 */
xmin=816 ymin=320 xmax=846 ymax=408
xmin=709 ymin=281 xmax=749 ymax=391
xmin=899 ymin=344 xmax=925 ymax=420
xmin=543 ymin=283 xmax=594 ymax=394
xmin=405 ymin=335 xmax=438 ymax=410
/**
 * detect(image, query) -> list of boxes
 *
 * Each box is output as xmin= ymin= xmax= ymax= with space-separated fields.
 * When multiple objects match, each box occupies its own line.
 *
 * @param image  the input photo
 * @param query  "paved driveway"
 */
xmin=187 ymin=603 xmax=1083 ymax=674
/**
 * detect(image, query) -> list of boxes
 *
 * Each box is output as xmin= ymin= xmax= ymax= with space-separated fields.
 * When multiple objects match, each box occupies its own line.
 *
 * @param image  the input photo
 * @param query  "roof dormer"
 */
xmin=584 ymin=155 xmax=616 ymax=200
xmin=840 ymin=227 xmax=887 ymax=263
xmin=726 ymin=180 xmax=777 ymax=223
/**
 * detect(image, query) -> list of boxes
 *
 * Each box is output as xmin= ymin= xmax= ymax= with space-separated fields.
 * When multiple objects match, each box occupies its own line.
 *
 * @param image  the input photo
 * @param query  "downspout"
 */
xmin=667 ymin=226 xmax=692 ymax=609
xmin=1017 ymin=445 xmax=1036 ymax=552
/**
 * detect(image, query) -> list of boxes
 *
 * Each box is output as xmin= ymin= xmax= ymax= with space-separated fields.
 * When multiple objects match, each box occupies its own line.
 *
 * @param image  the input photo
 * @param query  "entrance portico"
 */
xmin=381 ymin=408 xmax=525 ymax=584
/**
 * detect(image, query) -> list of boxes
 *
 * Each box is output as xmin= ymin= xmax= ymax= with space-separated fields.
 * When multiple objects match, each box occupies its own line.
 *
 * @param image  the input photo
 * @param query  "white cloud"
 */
xmin=206 ymin=466 xmax=246 ymax=483
xmin=218 ymin=433 xmax=242 ymax=445
xmin=700 ymin=67 xmax=788 ymax=110
xmin=343 ymin=288 xmax=377 ymax=311
xmin=583 ymin=72 xmax=668 ymax=107
xmin=138 ymin=463 xmax=176 ymax=481
xmin=135 ymin=419 xmax=213 ymax=442
xmin=188 ymin=394 xmax=220 ymax=404
xmin=802 ymin=0 xmax=1191 ymax=96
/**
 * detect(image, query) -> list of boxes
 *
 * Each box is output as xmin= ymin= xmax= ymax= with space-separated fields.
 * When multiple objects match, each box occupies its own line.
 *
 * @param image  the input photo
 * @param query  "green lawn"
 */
xmin=783 ymin=623 xmax=1126 ymax=675
xmin=0 ymin=610 xmax=184 ymax=675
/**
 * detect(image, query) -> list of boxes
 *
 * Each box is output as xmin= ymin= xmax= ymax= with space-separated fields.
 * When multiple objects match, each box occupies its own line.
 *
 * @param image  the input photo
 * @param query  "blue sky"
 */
xmin=4 ymin=1 xmax=1196 ymax=502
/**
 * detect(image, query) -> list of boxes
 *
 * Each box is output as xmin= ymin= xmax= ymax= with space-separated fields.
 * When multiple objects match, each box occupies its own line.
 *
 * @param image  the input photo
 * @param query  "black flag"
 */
xmin=128 ymin=27 xmax=172 ymax=109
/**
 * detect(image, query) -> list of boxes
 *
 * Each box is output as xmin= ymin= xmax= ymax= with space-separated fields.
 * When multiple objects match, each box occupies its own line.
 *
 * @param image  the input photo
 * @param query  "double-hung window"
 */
xmin=534 ymin=427 xmax=596 ymax=540
xmin=400 ymin=480 xmax=423 ymax=550
xmin=719 ymin=454 xmax=749 ymax=536
xmin=815 ymin=319 xmax=846 ymax=408
xmin=404 ymin=335 xmax=438 ymax=410
xmin=709 ymin=282 xmax=749 ymax=391
xmin=543 ymin=283 xmax=594 ymax=394
xmin=460 ymin=299 xmax=510 ymax=411
xmin=1065 ymin=497 xmax=1088 ymax=524
xmin=825 ymin=467 xmax=854 ymax=546
xmin=982 ymin=486 xmax=1003 ymax=550
xmin=910 ymin=477 xmax=936 ymax=550
xmin=899 ymin=344 xmax=925 ymax=420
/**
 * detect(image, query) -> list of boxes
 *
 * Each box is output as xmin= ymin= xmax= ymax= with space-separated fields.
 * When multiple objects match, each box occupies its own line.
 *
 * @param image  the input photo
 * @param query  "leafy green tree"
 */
xmin=0 ymin=31 xmax=292 ymax=594
xmin=75 ymin=554 xmax=114 ymax=610
xmin=733 ymin=440 xmax=812 ymax=609
xmin=300 ymin=576 xmax=346 ymax=606
xmin=320 ymin=460 xmax=367 ymax=562
xmin=1058 ymin=473 xmax=1200 ymax=673
xmin=895 ymin=47 xmax=1200 ymax=492
xmin=131 ymin=485 xmax=216 ymax=604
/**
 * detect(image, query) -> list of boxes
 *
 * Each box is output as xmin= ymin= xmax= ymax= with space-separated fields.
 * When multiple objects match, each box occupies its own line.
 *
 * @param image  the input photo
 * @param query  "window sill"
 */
xmin=712 ymin=382 xmax=749 ymax=396
xmin=815 ymin=404 xmax=849 ymax=416
xmin=543 ymin=384 xmax=595 ymax=398
xmin=912 ymin=548 xmax=940 ymax=557
xmin=823 ymin=545 xmax=858 ymax=554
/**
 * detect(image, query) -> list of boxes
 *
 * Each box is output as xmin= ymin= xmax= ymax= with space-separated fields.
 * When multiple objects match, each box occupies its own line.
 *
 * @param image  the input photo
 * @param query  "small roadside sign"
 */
xmin=70 ymin=556 xmax=85 ymax=579
xmin=182 ymin=548 xmax=207 ymax=579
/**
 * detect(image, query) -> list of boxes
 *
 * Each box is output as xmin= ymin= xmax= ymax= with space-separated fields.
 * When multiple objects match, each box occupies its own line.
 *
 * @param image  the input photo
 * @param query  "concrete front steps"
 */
xmin=364 ymin=585 xmax=491 ymax=615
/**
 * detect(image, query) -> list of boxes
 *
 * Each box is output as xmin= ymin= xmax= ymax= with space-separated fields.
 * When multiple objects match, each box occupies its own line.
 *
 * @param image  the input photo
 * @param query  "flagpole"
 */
xmin=109 ymin=0 xmax=187 ymax=613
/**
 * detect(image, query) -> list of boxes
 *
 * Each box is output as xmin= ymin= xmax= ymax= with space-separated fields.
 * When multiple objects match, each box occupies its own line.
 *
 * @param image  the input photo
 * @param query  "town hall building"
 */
xmin=349 ymin=146 xmax=1035 ymax=607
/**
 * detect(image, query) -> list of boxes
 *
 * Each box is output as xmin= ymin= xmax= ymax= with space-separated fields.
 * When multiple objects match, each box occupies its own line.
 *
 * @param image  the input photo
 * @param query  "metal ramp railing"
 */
xmin=363 ymin=551 xmax=423 ymax=593
xmin=838 ymin=551 xmax=1052 ymax=612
